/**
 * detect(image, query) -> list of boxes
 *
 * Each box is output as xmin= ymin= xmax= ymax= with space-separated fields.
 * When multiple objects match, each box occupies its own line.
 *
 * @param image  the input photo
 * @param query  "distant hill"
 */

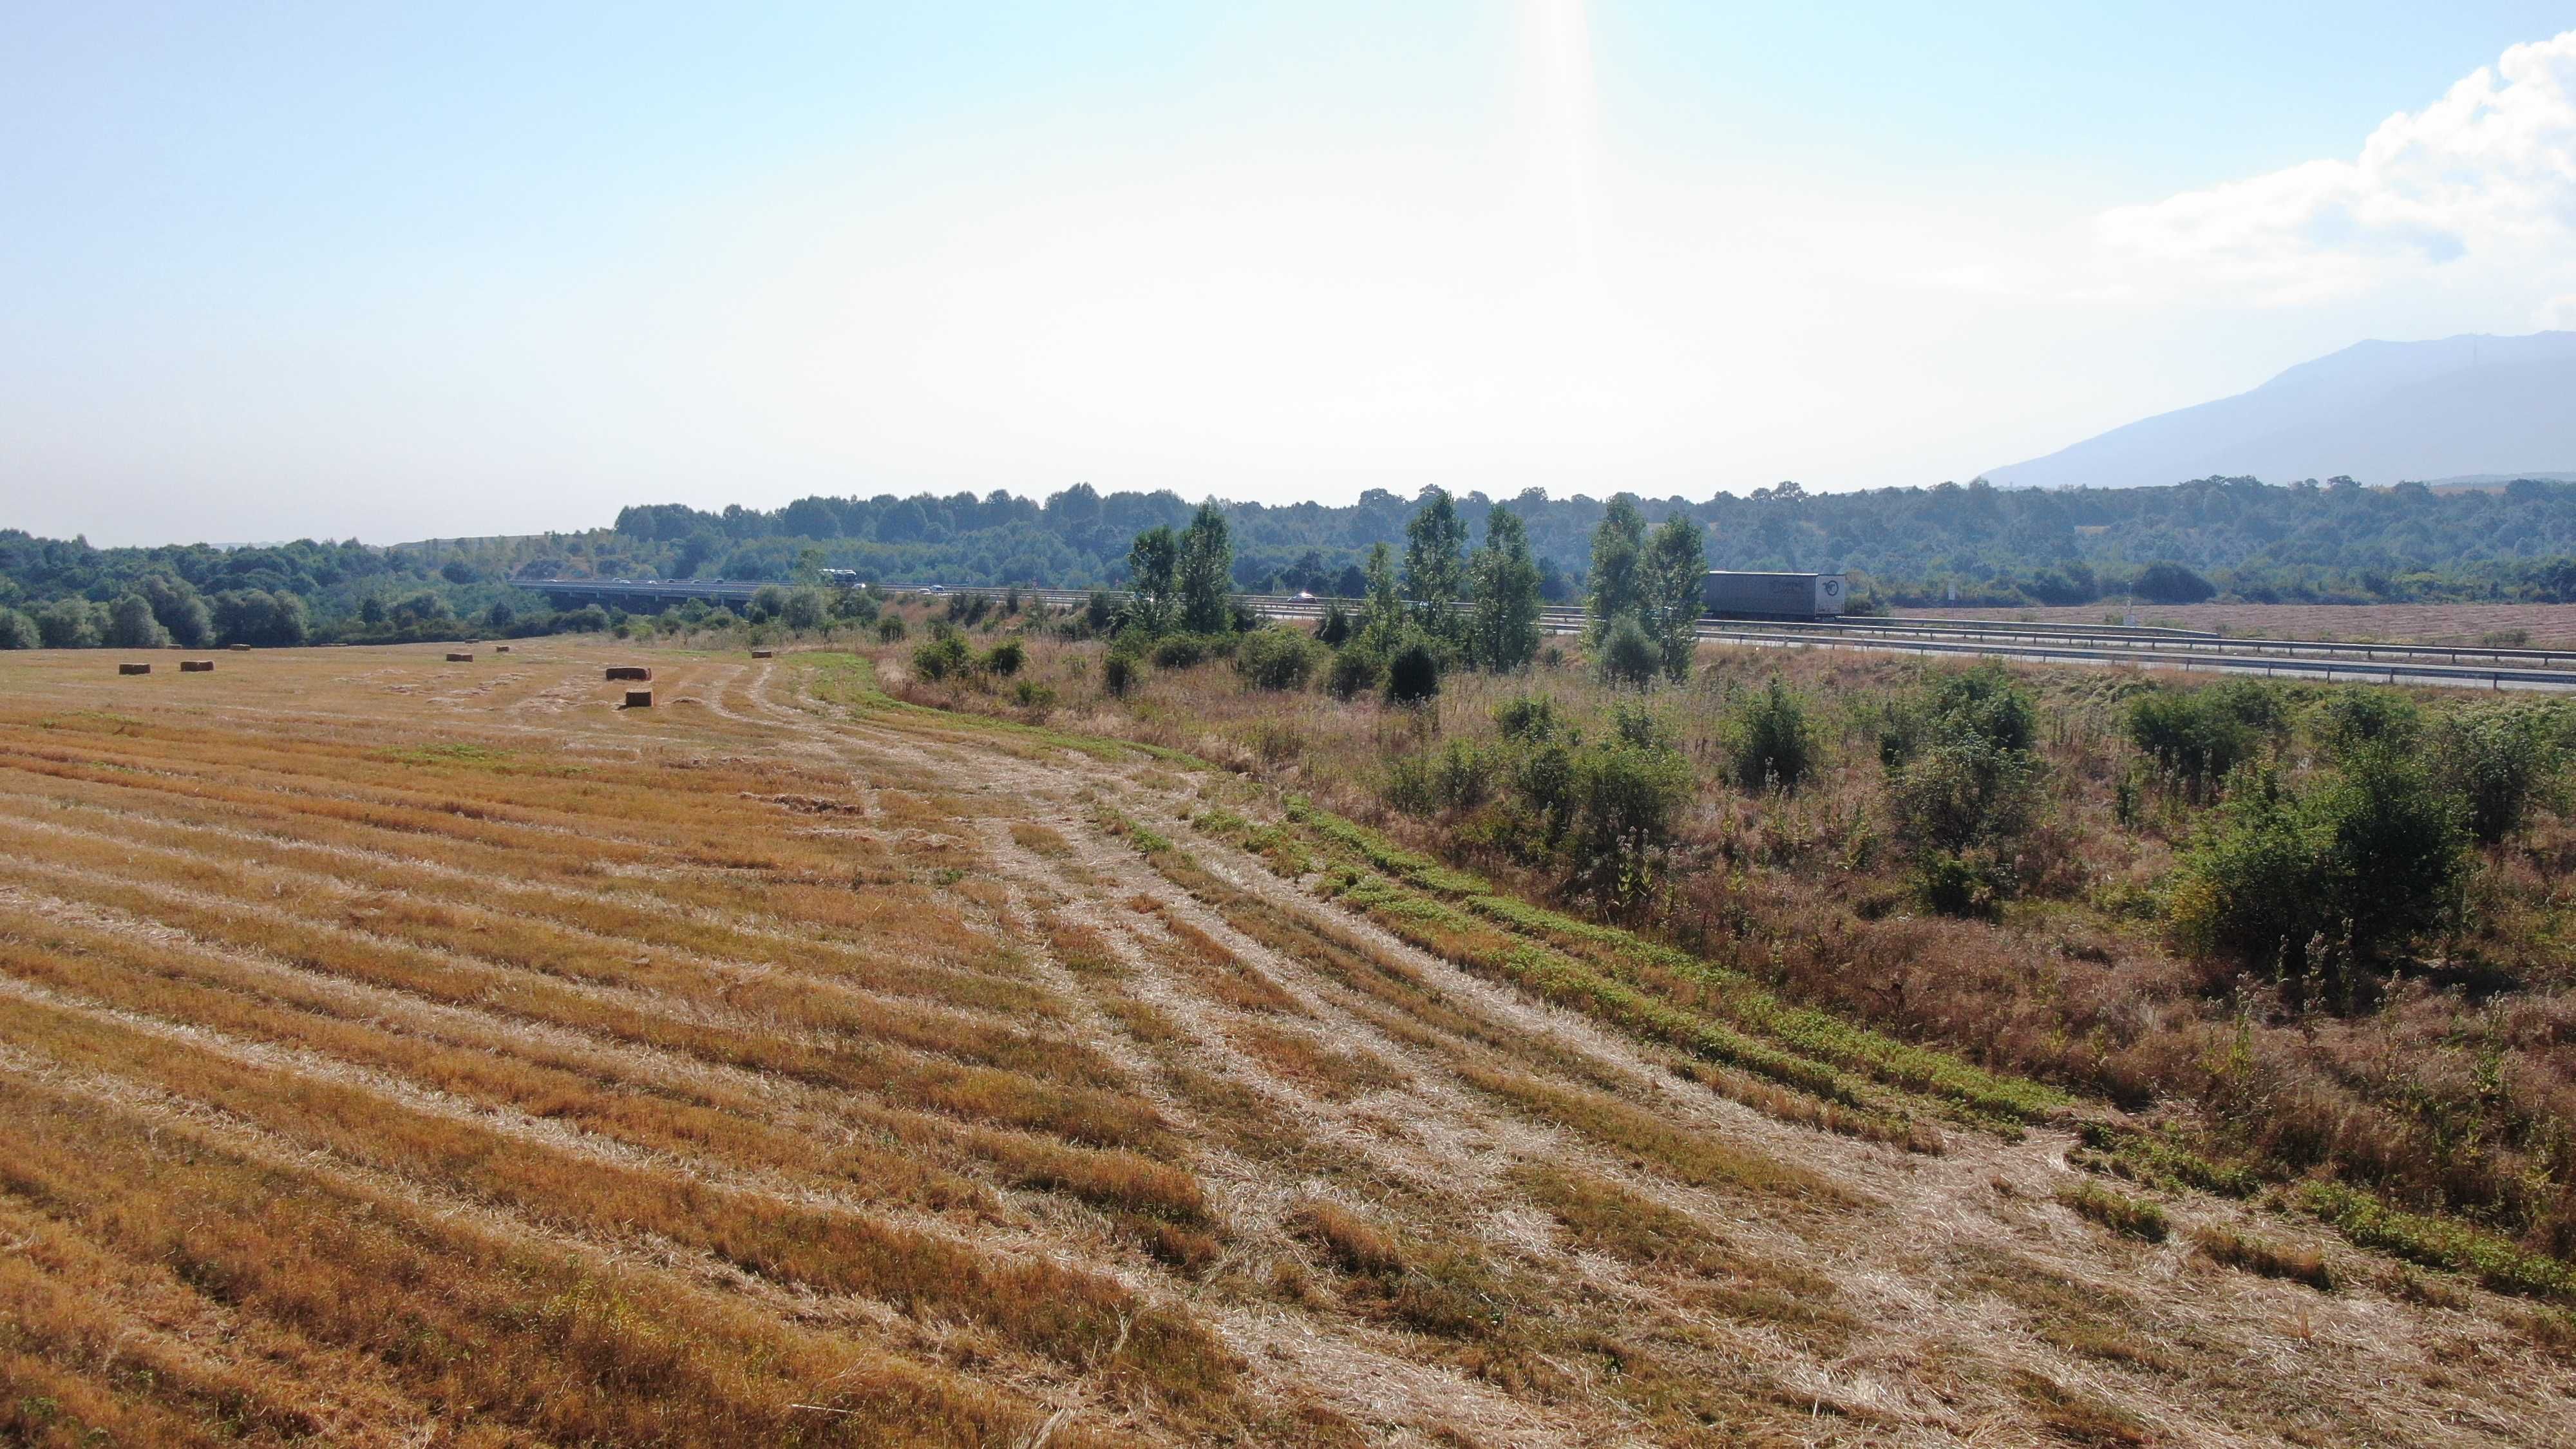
xmin=1985 ymin=332 xmax=2576 ymax=490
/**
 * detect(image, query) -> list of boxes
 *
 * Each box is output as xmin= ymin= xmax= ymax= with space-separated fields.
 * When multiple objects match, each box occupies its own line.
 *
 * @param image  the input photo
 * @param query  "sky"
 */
xmin=5 ymin=2 xmax=2575 ymax=546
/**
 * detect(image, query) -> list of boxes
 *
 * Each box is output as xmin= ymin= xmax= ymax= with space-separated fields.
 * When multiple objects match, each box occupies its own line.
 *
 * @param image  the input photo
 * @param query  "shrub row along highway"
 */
xmin=524 ymin=578 xmax=2576 ymax=692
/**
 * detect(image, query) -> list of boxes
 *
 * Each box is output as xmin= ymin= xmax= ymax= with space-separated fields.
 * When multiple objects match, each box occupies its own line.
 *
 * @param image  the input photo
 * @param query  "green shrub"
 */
xmin=1151 ymin=633 xmax=1227 ymax=668
xmin=911 ymin=634 xmax=973 ymax=681
xmin=1234 ymin=628 xmax=1318 ymax=690
xmin=2432 ymin=707 xmax=2555 ymax=844
xmin=1888 ymin=735 xmax=2043 ymax=916
xmin=1880 ymin=661 xmax=2036 ymax=764
xmin=1315 ymin=601 xmax=1352 ymax=647
xmin=0 ymin=608 xmax=36 ymax=650
xmin=1385 ymin=740 xmax=1495 ymax=817
xmin=1326 ymin=646 xmax=1382 ymax=701
xmin=1383 ymin=639 xmax=1441 ymax=706
xmin=981 ymin=638 xmax=1027 ymax=676
xmin=1494 ymin=694 xmax=1567 ymax=743
xmin=2315 ymin=688 xmax=2420 ymax=750
xmin=875 ymin=613 xmax=907 ymax=643
xmin=2170 ymin=748 xmax=2467 ymax=979
xmin=2128 ymin=681 xmax=2282 ymax=790
xmin=1595 ymin=616 xmax=1659 ymax=688
xmin=1724 ymin=677 xmax=1815 ymax=792
xmin=779 ymin=588 xmax=829 ymax=631
xmin=1103 ymin=650 xmax=1142 ymax=697
xmin=1560 ymin=739 xmax=1694 ymax=904
xmin=1010 ymin=679 xmax=1057 ymax=712
xmin=2056 ymin=1182 xmax=2169 ymax=1242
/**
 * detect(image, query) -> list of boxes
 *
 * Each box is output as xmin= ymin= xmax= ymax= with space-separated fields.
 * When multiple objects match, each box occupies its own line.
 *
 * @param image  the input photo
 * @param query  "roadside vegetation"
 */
xmin=869 ymin=489 xmax=2576 ymax=1286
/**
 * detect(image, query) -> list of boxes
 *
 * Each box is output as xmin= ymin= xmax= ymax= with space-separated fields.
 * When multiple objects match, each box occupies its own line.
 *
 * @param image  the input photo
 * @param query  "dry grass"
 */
xmin=2 ymin=634 xmax=2573 ymax=1444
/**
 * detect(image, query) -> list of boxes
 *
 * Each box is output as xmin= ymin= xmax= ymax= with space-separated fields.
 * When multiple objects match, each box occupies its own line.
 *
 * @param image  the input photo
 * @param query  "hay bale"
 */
xmin=623 ymin=689 xmax=654 ymax=709
xmin=446 ymin=652 xmax=474 ymax=662
xmin=750 ymin=649 xmax=775 ymax=659
xmin=604 ymin=665 xmax=652 ymax=681
xmin=180 ymin=659 xmax=215 ymax=672
xmin=227 ymin=643 xmax=251 ymax=652
xmin=493 ymin=645 xmax=511 ymax=654
xmin=118 ymin=663 xmax=152 ymax=676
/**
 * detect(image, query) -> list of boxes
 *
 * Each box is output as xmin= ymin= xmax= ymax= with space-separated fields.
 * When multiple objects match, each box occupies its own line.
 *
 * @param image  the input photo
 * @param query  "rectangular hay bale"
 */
xmin=180 ymin=660 xmax=215 ymax=672
xmin=493 ymin=645 xmax=511 ymax=653
xmin=604 ymin=665 xmax=653 ymax=681
xmin=118 ymin=663 xmax=152 ymax=676
xmin=750 ymin=649 xmax=775 ymax=659
xmin=227 ymin=643 xmax=251 ymax=652
xmin=446 ymin=652 xmax=474 ymax=662
xmin=623 ymin=689 xmax=654 ymax=708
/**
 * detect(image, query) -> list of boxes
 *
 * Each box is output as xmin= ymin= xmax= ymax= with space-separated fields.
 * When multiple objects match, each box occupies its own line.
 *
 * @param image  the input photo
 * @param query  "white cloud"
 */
xmin=2094 ymin=29 xmax=2576 ymax=306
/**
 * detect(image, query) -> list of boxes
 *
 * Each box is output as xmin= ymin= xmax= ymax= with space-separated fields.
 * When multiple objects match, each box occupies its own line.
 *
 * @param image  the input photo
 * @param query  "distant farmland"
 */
xmin=1905 ymin=600 xmax=2576 ymax=647
xmin=0 ymin=640 xmax=2571 ymax=1444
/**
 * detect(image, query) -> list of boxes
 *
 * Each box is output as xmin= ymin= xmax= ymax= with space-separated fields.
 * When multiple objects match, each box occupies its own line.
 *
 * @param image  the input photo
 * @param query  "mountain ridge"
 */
xmin=1985 ymin=331 xmax=2576 ymax=489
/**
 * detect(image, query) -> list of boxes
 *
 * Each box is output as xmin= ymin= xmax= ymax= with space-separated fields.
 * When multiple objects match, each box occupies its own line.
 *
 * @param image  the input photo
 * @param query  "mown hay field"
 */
xmin=1 ymin=640 xmax=2571 ymax=1445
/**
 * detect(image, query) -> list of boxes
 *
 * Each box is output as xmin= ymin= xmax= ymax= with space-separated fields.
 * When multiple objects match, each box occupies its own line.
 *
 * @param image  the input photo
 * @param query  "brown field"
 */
xmin=1900 ymin=601 xmax=2576 ymax=647
xmin=2 ymin=640 xmax=2573 ymax=1444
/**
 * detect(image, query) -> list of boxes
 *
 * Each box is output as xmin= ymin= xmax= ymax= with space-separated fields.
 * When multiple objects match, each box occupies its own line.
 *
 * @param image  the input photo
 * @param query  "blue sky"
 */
xmin=6 ymin=3 xmax=2575 ymax=544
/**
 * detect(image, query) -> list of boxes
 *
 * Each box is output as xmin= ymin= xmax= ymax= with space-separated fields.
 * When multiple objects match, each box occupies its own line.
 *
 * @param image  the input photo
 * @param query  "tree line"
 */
xmin=19 ymin=472 xmax=2576 ymax=648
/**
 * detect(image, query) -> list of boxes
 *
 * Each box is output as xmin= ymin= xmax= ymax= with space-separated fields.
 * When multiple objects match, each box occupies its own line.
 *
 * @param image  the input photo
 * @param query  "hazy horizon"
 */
xmin=7 ymin=3 xmax=2575 ymax=547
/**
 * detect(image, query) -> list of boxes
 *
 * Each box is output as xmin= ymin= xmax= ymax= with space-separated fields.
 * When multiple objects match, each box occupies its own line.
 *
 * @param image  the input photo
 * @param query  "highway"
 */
xmin=522 ymin=578 xmax=2576 ymax=693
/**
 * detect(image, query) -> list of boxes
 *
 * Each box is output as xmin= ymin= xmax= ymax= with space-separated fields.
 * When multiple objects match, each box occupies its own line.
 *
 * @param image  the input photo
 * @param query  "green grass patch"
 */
xmin=2296 ymin=1181 xmax=2575 ymax=1300
xmin=2057 ymin=1181 xmax=2170 ymax=1242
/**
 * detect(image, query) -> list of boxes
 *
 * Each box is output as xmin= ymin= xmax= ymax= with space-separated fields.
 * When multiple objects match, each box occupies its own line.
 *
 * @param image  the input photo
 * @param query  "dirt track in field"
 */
xmin=0 ymin=641 xmax=2570 ymax=1446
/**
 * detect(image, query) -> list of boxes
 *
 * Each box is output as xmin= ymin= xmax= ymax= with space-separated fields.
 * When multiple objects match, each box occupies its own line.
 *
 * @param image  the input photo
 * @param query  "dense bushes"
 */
xmin=1880 ymin=664 xmax=2045 ymax=916
xmin=1383 ymin=640 xmax=1441 ymax=706
xmin=1233 ymin=629 xmax=1318 ymax=690
xmin=1380 ymin=695 xmax=1690 ymax=907
xmin=2128 ymin=680 xmax=2286 ymax=795
xmin=911 ymin=634 xmax=974 ymax=681
xmin=2432 ymin=708 xmax=2555 ymax=844
xmin=1722 ymin=677 xmax=1815 ymax=792
xmin=1595 ymin=616 xmax=1659 ymax=688
xmin=2169 ymin=749 xmax=2468 ymax=983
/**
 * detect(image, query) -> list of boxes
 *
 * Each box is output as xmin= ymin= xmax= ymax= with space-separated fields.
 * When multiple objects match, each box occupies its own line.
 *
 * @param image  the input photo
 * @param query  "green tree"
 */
xmin=105 ymin=594 xmax=171 ymax=649
xmin=1358 ymin=542 xmax=1405 ymax=653
xmin=1586 ymin=495 xmax=1647 ymax=641
xmin=1126 ymin=525 xmax=1180 ymax=633
xmin=0 ymin=608 xmax=36 ymax=650
xmin=1177 ymin=501 xmax=1235 ymax=634
xmin=1464 ymin=506 xmax=1543 ymax=671
xmin=136 ymin=571 xmax=213 ymax=647
xmin=37 ymin=598 xmax=102 ymax=649
xmin=1641 ymin=516 xmax=1706 ymax=680
xmin=1403 ymin=488 xmax=1469 ymax=644
xmin=780 ymin=588 xmax=828 ymax=631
